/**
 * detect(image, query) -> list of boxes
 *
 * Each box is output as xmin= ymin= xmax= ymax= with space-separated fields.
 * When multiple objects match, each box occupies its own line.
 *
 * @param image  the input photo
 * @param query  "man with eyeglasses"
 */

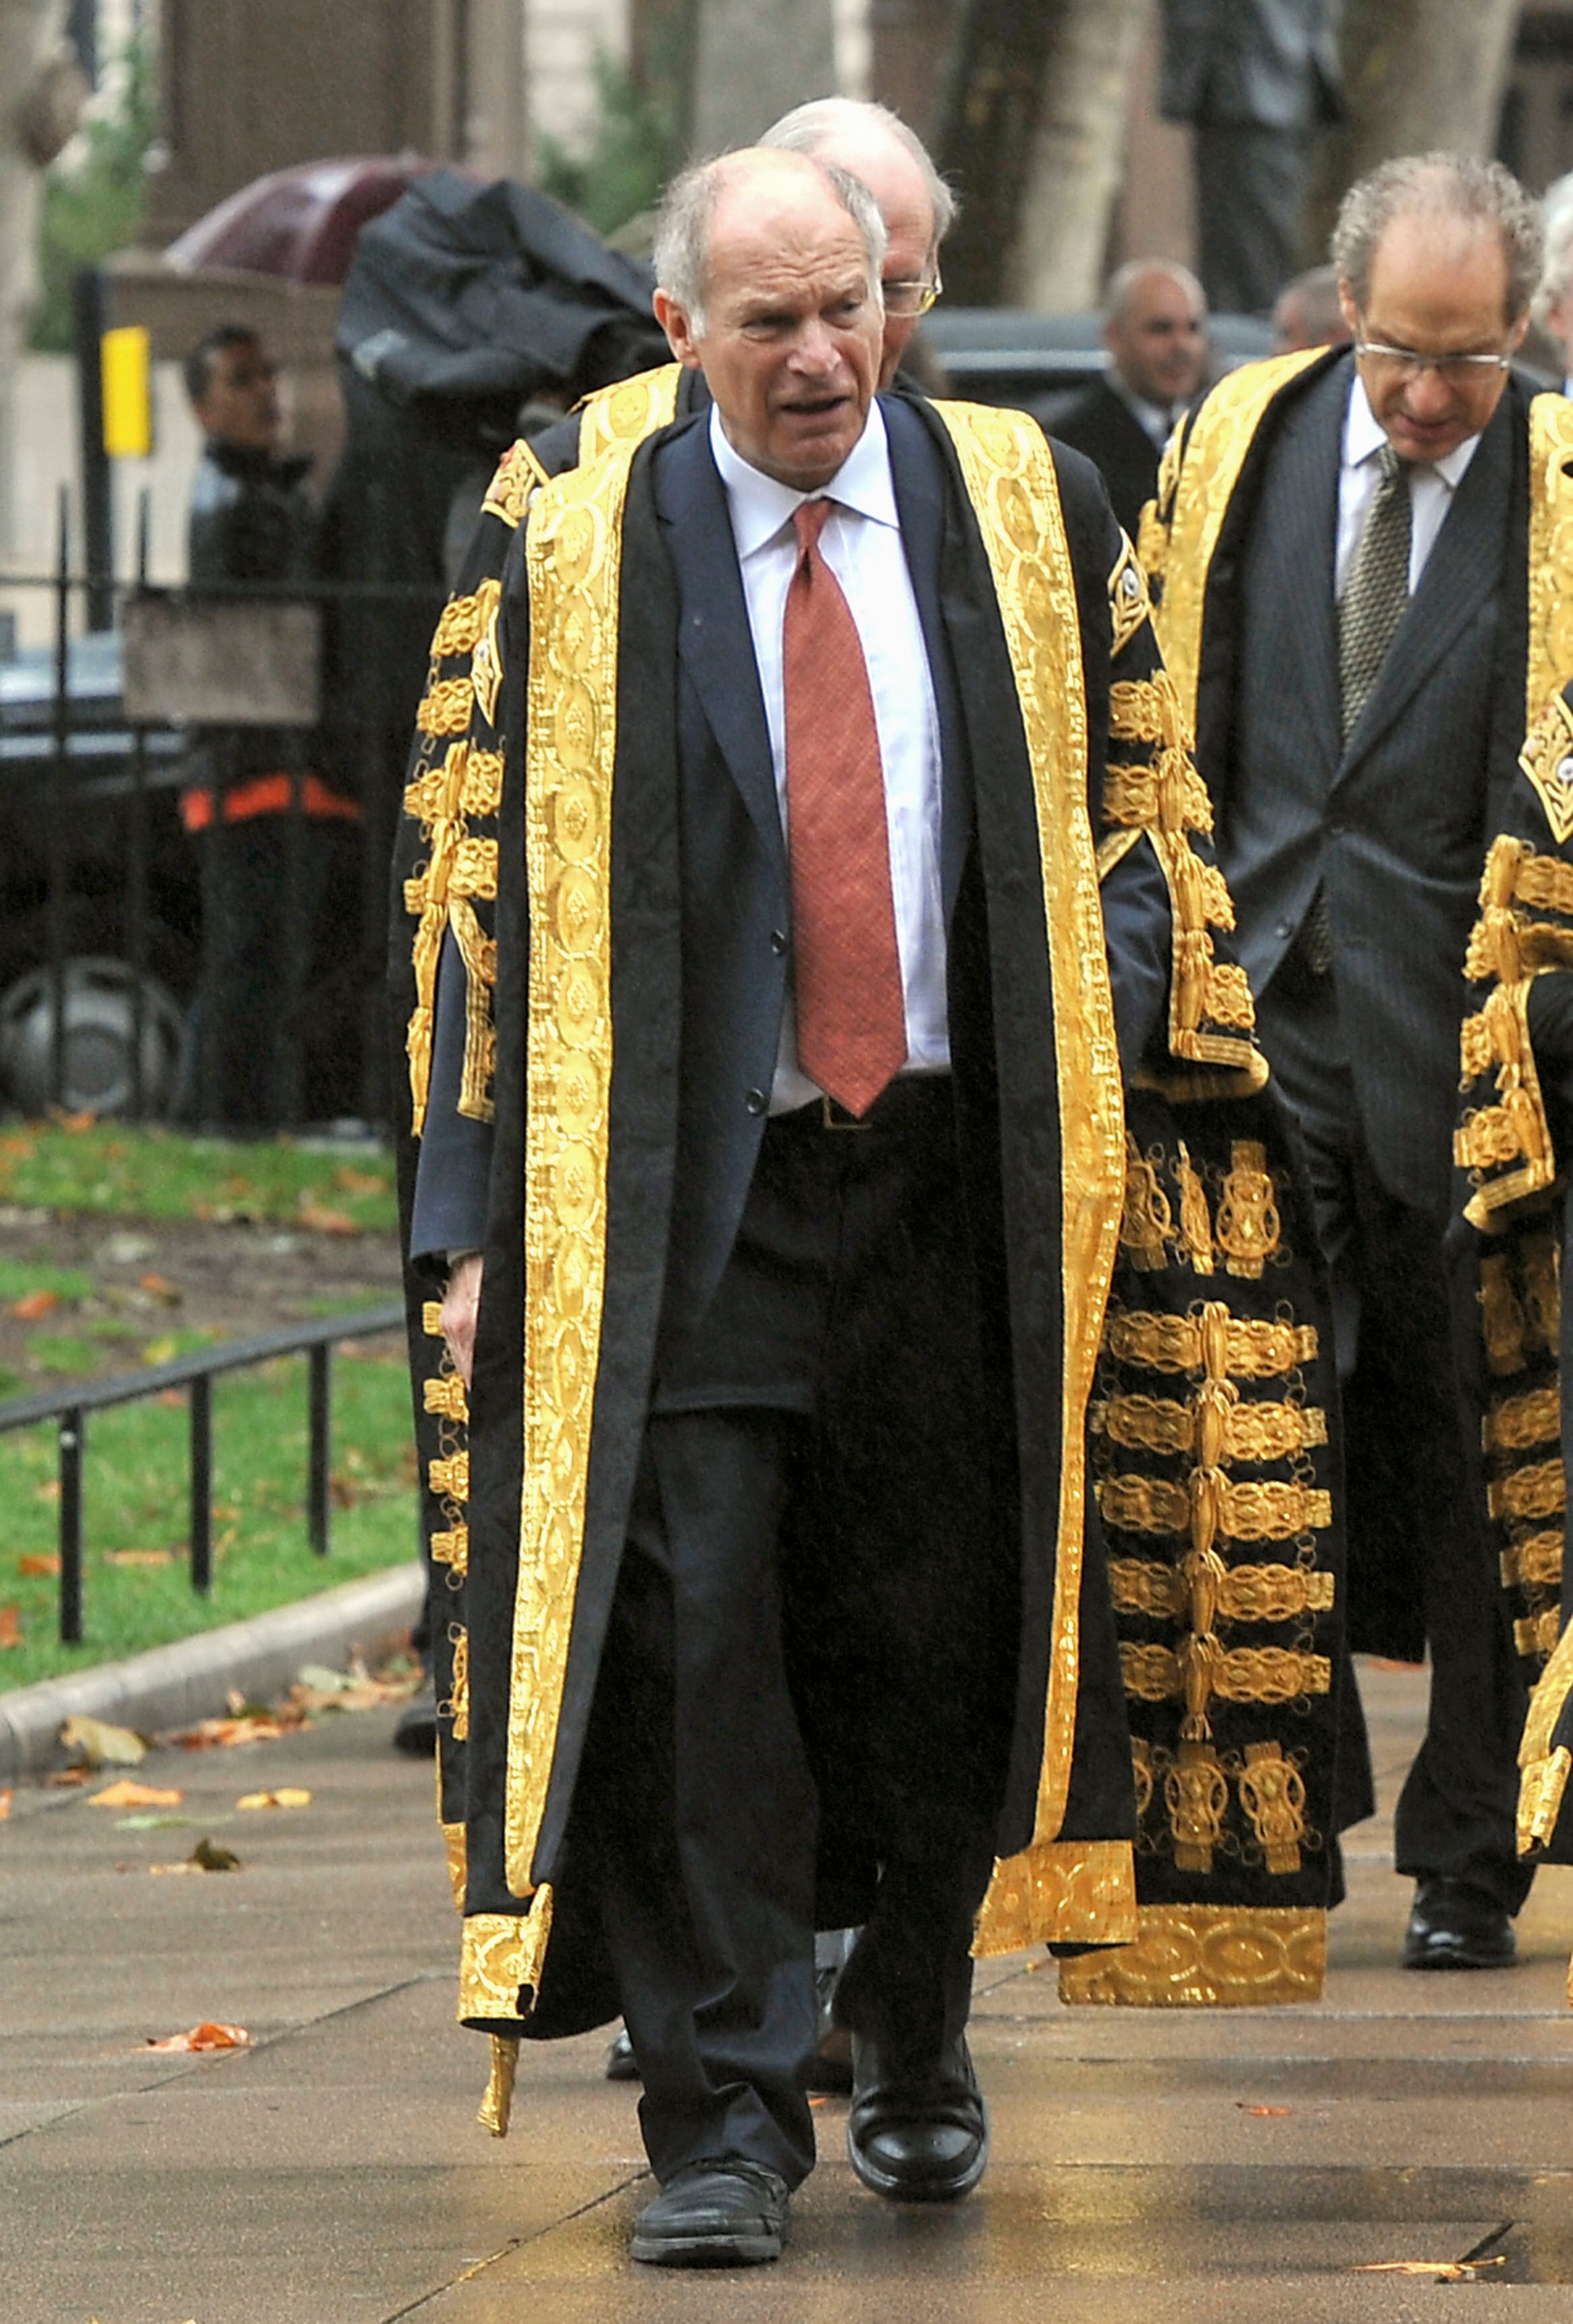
xmin=1142 ymin=152 xmax=1571 ymax=1975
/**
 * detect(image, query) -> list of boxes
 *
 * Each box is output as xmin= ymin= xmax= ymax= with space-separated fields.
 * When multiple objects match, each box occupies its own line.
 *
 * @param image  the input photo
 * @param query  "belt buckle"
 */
xmin=820 ymin=1094 xmax=870 ymax=1131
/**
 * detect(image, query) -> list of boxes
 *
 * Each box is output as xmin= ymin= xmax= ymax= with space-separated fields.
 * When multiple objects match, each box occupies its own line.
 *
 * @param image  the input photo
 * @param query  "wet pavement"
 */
xmin=4 ymin=1658 xmax=1573 ymax=2320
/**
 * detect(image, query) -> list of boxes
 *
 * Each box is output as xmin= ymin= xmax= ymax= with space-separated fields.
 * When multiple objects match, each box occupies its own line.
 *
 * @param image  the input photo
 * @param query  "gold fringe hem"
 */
xmin=478 ymin=2035 xmax=520 ymax=2137
xmin=1057 ymin=1903 xmax=1326 ymax=2005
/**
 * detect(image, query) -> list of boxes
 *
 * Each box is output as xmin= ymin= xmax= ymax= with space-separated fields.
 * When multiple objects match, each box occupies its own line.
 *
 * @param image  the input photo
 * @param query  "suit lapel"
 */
xmin=1337 ymin=385 xmax=1518 ymax=778
xmin=652 ymin=412 xmax=783 ymax=865
xmin=1262 ymin=359 xmax=1345 ymax=776
xmin=884 ymin=392 xmax=974 ymax=919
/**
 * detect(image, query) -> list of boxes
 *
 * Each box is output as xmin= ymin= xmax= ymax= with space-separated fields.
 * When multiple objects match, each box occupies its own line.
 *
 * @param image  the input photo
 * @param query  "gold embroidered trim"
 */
xmin=1237 ymin=1740 xmax=1308 ymax=1873
xmin=937 ymin=400 xmax=1125 ymax=1849
xmin=431 ymin=577 xmax=503 ymax=661
xmin=1501 ymin=1529 xmax=1563 ymax=1590
xmin=1100 ymin=1473 xmax=1331 ymax=1539
xmin=1215 ymin=1140 xmax=1281 ymax=1277
xmin=479 ymin=2033 xmax=521 ymax=2138
xmin=481 ymin=436 xmax=550 ymax=530
xmin=1102 ymin=763 xmax=1215 ymax=835
xmin=1131 ymin=1735 xmax=1154 ymax=1818
xmin=442 ymin=1821 xmax=466 ymax=1912
xmin=1104 ymin=1306 xmax=1318 ymax=1379
xmin=1120 ymin=1639 xmax=1331 ymax=1704
xmin=1521 ymin=1745 xmax=1573 ymax=1854
xmin=1518 ymin=1616 xmax=1573 ymax=1853
xmin=462 ymin=749 xmax=504 ymax=818
xmin=1175 ymin=1145 xmax=1216 ymax=1271
xmin=429 ymin=1450 xmax=469 ymax=1500
xmin=1487 ymin=1457 xmax=1566 ymax=1523
xmin=575 ymin=363 xmax=683 ymax=460
xmin=423 ymin=1300 xmax=444 ymax=1336
xmin=1120 ymin=1136 xmax=1174 ymax=1269
xmin=1110 ymin=1556 xmax=1335 ymax=1622
xmin=424 ymin=1374 xmax=471 ymax=1423
xmin=973 ymin=1839 xmax=1137 ymax=1955
xmin=1058 ymin=1903 xmax=1327 ymax=2006
xmin=1094 ymin=1391 xmax=1327 ymax=1462
xmin=1485 ymin=1385 xmax=1561 ymax=1453
xmin=417 ymin=677 xmax=475 ymax=737
xmin=444 ymin=1626 xmax=470 ymax=1741
xmin=1516 ymin=1607 xmax=1563 ymax=1660
xmin=1520 ymin=687 xmax=1573 ymax=847
xmin=460 ymin=1898 xmax=555 ymax=2030
xmin=1109 ymin=533 xmax=1152 ymax=658
xmin=1526 ymin=391 xmax=1573 ymax=730
xmin=431 ymin=1523 xmax=469 ymax=1575
xmin=502 ymin=443 xmax=635 ymax=1896
xmin=1165 ymin=1738 xmax=1228 ymax=1869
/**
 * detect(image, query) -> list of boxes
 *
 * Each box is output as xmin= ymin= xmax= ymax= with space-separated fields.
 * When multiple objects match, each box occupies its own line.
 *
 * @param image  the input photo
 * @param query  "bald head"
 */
xmin=1102 ymin=260 xmax=1208 ymax=408
xmin=654 ymin=149 xmax=884 ymax=491
xmin=764 ymin=98 xmax=949 ymax=381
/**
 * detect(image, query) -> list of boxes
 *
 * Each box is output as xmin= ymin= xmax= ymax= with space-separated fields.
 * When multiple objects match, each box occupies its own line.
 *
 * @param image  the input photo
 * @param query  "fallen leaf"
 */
xmin=55 ymin=1107 xmax=97 ymax=1133
xmin=237 ymin=1787 xmax=311 ymax=1811
xmin=88 ymin=1779 xmax=182 ymax=1809
xmin=144 ymin=2021 xmax=250 ymax=2053
xmin=298 ymin=1662 xmax=358 ymax=1694
xmin=18 ymin=1552 xmax=59 ymax=1577
xmin=139 ymin=1271 xmax=181 ymax=1304
xmin=1238 ymin=2104 xmax=1294 ymax=2117
xmin=0 ymin=1790 xmax=11 ymax=1820
xmin=115 ymin=1813 xmax=198 ymax=1830
xmin=299 ymin=1201 xmax=359 ymax=1236
xmin=142 ymin=1333 xmax=179 ymax=1365
xmin=190 ymin=1836 xmax=241 ymax=1870
xmin=45 ymin=1766 xmax=90 ymax=1787
xmin=7 ymin=1288 xmax=59 ymax=1319
xmin=146 ymin=1859 xmax=207 ymax=1876
xmin=156 ymin=1388 xmax=184 ymax=1408
xmin=103 ymin=1547 xmax=176 ymax=1569
xmin=171 ymin=1713 xmax=290 ymax=1749
xmin=1352 ymin=2259 xmax=1505 ymax=2280
xmin=61 ymin=1714 xmax=146 ymax=1766
xmin=34 ymin=1478 xmax=59 ymax=1503
xmin=333 ymin=1165 xmax=385 ymax=1195
xmin=0 ymin=1605 xmax=20 ymax=1648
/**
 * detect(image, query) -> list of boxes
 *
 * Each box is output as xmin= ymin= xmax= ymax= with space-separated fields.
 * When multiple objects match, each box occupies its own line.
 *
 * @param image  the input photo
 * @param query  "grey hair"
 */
xmin=762 ymin=95 xmax=957 ymax=246
xmin=652 ymin=151 xmax=887 ymax=337
xmin=1331 ymin=151 xmax=1543 ymax=323
xmin=1536 ymin=169 xmax=1573 ymax=327
xmin=1103 ymin=256 xmax=1206 ymax=323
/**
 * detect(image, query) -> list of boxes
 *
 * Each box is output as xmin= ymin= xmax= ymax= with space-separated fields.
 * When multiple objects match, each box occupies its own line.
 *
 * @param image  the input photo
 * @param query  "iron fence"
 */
xmin=0 ymin=1300 xmax=405 ymax=1644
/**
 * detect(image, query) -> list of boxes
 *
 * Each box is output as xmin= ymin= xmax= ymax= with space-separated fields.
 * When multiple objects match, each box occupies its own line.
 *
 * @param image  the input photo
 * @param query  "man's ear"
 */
xmin=654 ymin=289 xmax=704 ymax=372
xmin=1336 ymin=276 xmax=1359 ymax=341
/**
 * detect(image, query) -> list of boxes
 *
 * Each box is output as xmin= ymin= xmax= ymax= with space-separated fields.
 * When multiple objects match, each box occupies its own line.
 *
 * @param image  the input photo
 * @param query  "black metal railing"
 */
xmin=0 ymin=1302 xmax=404 ymax=1643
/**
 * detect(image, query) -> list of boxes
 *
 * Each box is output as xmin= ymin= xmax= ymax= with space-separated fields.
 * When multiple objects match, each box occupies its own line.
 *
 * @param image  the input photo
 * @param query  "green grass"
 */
xmin=0 ymin=1123 xmax=396 ymax=1230
xmin=0 ymin=1348 xmax=417 ymax=1691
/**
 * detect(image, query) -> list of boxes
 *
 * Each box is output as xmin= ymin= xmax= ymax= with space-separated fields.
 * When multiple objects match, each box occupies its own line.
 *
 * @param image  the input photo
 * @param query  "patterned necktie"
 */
xmin=782 ymin=498 xmax=907 ymax=1117
xmin=1339 ymin=440 xmax=1412 ymax=744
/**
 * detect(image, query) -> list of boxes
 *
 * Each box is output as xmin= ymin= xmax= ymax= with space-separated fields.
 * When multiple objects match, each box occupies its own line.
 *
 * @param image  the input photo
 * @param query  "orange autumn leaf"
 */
xmin=88 ymin=1779 xmax=183 ymax=1810
xmin=236 ymin=1787 xmax=311 ymax=1811
xmin=1239 ymin=2105 xmax=1294 ymax=2117
xmin=144 ymin=2021 xmax=250 ymax=2053
xmin=0 ymin=1606 xmax=21 ymax=1648
xmin=7 ymin=1288 xmax=59 ymax=1320
xmin=55 ymin=1108 xmax=98 ymax=1133
xmin=140 ymin=1271 xmax=181 ymax=1302
xmin=103 ymin=1548 xmax=176 ymax=1569
xmin=18 ymin=1552 xmax=59 ymax=1577
xmin=0 ymin=1789 xmax=11 ymax=1820
xmin=298 ymin=1201 xmax=359 ymax=1236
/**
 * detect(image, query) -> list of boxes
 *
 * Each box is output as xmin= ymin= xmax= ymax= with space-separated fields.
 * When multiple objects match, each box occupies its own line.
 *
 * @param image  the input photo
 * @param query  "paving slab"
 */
xmin=5 ymin=1658 xmax=1573 ymax=2320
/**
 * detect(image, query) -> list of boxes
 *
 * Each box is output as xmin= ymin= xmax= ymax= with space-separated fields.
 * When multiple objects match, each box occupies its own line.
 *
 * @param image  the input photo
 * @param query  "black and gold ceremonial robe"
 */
xmin=394 ymin=370 xmax=1362 ymax=2130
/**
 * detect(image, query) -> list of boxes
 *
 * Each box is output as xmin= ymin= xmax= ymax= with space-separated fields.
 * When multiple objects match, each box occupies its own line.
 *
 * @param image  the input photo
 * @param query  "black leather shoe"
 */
xmin=847 ymin=2032 xmax=989 ymax=2202
xmin=392 ymin=1688 xmax=437 ymax=1756
xmin=605 ymin=2027 xmax=638 ymax=2080
xmin=630 ymin=2159 xmax=789 ymax=2267
xmin=1402 ymin=1876 xmax=1517 ymax=1970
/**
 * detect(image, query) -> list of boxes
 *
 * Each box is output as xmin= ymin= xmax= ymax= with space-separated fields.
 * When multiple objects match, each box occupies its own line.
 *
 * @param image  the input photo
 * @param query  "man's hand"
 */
xmin=441 ymin=1252 xmax=483 ymax=1387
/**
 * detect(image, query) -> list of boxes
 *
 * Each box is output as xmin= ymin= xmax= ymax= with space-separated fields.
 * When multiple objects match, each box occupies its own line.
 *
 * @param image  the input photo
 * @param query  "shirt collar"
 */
xmin=1107 ymin=370 xmax=1173 ymax=445
xmin=708 ymin=399 xmax=897 ymax=558
xmin=1343 ymin=369 xmax=1481 ymax=490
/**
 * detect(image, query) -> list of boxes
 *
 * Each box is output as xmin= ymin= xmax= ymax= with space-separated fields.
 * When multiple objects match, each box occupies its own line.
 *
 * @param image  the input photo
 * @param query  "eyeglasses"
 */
xmin=1353 ymin=335 xmax=1512 ymax=386
xmin=882 ymin=270 xmax=942 ymax=319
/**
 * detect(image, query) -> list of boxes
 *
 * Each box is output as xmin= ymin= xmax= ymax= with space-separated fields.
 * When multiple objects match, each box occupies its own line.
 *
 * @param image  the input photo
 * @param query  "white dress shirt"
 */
xmin=708 ymin=401 xmax=949 ymax=1113
xmin=1109 ymin=373 xmax=1176 ymax=450
xmin=1335 ymin=372 xmax=1483 ymax=600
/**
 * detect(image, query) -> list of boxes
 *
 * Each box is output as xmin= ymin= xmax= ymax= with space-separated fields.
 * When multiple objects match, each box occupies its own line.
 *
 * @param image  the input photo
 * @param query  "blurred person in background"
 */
xmin=1535 ymin=171 xmax=1573 ymax=394
xmin=180 ymin=325 xmax=358 ymax=1130
xmin=1273 ymin=261 xmax=1354 ymax=355
xmin=1042 ymin=260 xmax=1208 ymax=538
xmin=1160 ymin=0 xmax=1343 ymax=316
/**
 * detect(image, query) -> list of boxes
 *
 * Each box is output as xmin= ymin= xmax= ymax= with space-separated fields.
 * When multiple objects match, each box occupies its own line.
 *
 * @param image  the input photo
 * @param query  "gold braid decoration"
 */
xmin=1456 ymin=1098 xmax=1553 ymax=1173
xmin=1104 ymin=1306 xmax=1318 ymax=1379
xmin=1526 ymin=390 xmax=1573 ymax=729
xmin=423 ymin=1374 xmax=470 ymax=1423
xmin=1100 ymin=1471 xmax=1332 ymax=1539
xmin=1131 ymin=1735 xmax=1154 ymax=1818
xmin=1109 ymin=534 xmax=1153 ymax=658
xmin=1518 ymin=686 xmax=1573 ymax=847
xmin=1215 ymin=1140 xmax=1281 ymax=1277
xmin=1111 ymin=1556 xmax=1334 ymax=1622
xmin=1485 ymin=1385 xmax=1561 ymax=1454
xmin=1237 ymin=1741 xmax=1308 ymax=1874
xmin=417 ymin=677 xmax=475 ymax=737
xmin=443 ymin=1625 xmax=470 ymax=1742
xmin=1487 ymin=1457 xmax=1566 ymax=1523
xmin=1173 ymin=1144 xmax=1215 ymax=1271
xmin=1518 ymin=1616 xmax=1573 ymax=1853
xmin=1501 ymin=1530 xmax=1564 ymax=1590
xmin=1103 ymin=763 xmax=1215 ymax=835
xmin=431 ymin=581 xmax=500 ymax=660
xmin=1120 ymin=1134 xmax=1174 ymax=1269
xmin=1059 ymin=1902 xmax=1327 ymax=2007
xmin=431 ymin=1523 xmax=469 ymax=1574
xmin=480 ymin=436 xmax=550 ymax=531
xmin=462 ymin=749 xmax=504 ymax=817
xmin=1166 ymin=1739 xmax=1229 ymax=1871
xmin=429 ymin=1450 xmax=470 ymax=1501
xmin=1121 ymin=1641 xmax=1331 ymax=1704
xmin=1094 ymin=1391 xmax=1327 ymax=1463
xmin=1516 ymin=1607 xmax=1563 ymax=1660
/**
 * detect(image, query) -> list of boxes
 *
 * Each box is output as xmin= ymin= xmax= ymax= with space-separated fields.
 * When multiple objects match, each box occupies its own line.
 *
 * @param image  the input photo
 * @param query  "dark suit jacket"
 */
xmin=1197 ymin=351 xmax=1530 ymax=1217
xmin=412 ymin=395 xmax=1173 ymax=1330
xmin=1040 ymin=377 xmax=1164 ymax=542
xmin=1158 ymin=0 xmax=1342 ymax=131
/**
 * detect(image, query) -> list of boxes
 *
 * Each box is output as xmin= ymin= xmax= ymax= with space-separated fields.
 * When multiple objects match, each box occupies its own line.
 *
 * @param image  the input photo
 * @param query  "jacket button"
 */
xmin=770 ymin=928 xmax=787 ymax=956
xmin=745 ymin=1088 xmax=767 ymax=1115
xmin=1275 ymin=919 xmax=1293 ymax=939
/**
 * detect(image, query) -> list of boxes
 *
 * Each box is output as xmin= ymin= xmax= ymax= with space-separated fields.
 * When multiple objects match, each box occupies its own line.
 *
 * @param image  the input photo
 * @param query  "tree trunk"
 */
xmin=1303 ymin=0 xmax=1522 ymax=265
xmin=689 ymin=0 xmax=837 ymax=154
xmin=932 ymin=0 xmax=1150 ymax=309
xmin=0 ymin=0 xmax=71 ymax=558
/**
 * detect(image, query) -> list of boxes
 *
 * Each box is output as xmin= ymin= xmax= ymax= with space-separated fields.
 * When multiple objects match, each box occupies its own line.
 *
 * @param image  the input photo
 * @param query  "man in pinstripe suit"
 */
xmin=1146 ymin=155 xmax=1550 ymax=1970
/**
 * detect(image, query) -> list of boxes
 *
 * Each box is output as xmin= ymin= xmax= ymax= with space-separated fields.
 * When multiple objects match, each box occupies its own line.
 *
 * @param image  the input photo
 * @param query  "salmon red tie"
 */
xmin=782 ymin=498 xmax=907 ymax=1117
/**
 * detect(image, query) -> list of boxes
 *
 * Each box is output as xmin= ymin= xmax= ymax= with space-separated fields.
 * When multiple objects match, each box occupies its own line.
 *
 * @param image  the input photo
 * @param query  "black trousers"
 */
xmin=570 ymin=1078 xmax=1014 ymax=2186
xmin=1258 ymin=967 xmax=1530 ymax=1911
xmin=1194 ymin=122 xmax=1311 ymax=317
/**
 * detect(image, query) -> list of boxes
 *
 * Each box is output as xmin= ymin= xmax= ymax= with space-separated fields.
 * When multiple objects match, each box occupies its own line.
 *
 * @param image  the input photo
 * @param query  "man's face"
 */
xmin=194 ymin=339 xmax=279 ymax=452
xmin=657 ymin=171 xmax=882 ymax=491
xmin=814 ymin=134 xmax=937 ymax=384
xmin=1341 ymin=211 xmax=1526 ymax=465
xmin=1106 ymin=271 xmax=1207 ymax=407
